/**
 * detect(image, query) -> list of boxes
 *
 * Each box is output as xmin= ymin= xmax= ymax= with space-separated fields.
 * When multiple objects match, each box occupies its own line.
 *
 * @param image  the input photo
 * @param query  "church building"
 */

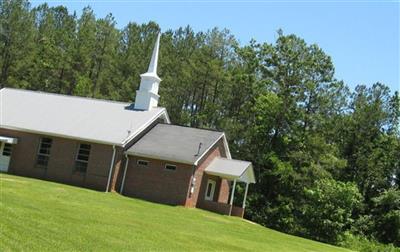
xmin=0 ymin=34 xmax=255 ymax=217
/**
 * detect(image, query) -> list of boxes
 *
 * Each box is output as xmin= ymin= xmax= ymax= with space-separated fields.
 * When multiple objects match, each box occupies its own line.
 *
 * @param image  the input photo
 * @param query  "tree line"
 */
xmin=1 ymin=0 xmax=399 ymax=249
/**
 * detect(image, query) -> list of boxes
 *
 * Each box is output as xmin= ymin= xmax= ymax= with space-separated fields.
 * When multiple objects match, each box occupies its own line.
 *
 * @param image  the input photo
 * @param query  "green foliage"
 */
xmin=73 ymin=75 xmax=92 ymax=97
xmin=339 ymin=84 xmax=399 ymax=200
xmin=339 ymin=232 xmax=400 ymax=252
xmin=0 ymin=0 xmax=35 ymax=87
xmin=1 ymin=1 xmax=399 ymax=248
xmin=302 ymin=179 xmax=362 ymax=243
xmin=371 ymin=188 xmax=400 ymax=246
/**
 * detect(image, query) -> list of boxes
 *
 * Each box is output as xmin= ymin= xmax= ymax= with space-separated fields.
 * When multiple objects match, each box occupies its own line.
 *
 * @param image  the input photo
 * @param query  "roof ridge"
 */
xmin=158 ymin=122 xmax=224 ymax=134
xmin=1 ymin=87 xmax=134 ymax=106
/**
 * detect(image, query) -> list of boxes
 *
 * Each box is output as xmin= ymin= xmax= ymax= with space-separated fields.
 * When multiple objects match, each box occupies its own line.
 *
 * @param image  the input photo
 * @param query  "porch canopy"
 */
xmin=205 ymin=157 xmax=255 ymax=212
xmin=0 ymin=136 xmax=18 ymax=144
xmin=205 ymin=157 xmax=255 ymax=184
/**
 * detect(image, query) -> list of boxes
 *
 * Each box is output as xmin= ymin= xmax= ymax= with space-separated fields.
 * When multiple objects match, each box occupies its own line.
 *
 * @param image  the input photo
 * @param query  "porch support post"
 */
xmin=229 ymin=179 xmax=237 ymax=216
xmin=242 ymin=182 xmax=249 ymax=209
xmin=229 ymin=179 xmax=237 ymax=205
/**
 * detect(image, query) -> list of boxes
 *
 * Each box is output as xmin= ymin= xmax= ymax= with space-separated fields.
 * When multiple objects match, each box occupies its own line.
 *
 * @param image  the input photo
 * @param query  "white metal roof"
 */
xmin=0 ymin=88 xmax=170 ymax=146
xmin=205 ymin=157 xmax=256 ymax=184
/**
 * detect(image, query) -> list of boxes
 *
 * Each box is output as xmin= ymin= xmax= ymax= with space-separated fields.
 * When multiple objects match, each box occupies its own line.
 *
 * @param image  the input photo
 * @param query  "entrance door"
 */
xmin=0 ymin=142 xmax=12 ymax=172
xmin=205 ymin=179 xmax=216 ymax=201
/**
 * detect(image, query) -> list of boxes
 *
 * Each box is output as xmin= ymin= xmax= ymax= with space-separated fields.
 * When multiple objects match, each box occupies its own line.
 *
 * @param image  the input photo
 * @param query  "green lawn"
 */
xmin=0 ymin=173 xmax=351 ymax=251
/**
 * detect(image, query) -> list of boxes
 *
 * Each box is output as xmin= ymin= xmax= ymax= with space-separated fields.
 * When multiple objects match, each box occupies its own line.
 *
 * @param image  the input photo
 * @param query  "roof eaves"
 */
xmin=0 ymin=124 xmax=121 ymax=146
xmin=161 ymin=109 xmax=171 ymax=124
xmin=193 ymin=133 xmax=225 ymax=166
xmin=125 ymin=150 xmax=195 ymax=165
xmin=205 ymin=158 xmax=256 ymax=183
xmin=205 ymin=170 xmax=238 ymax=180
xmin=222 ymin=133 xmax=232 ymax=159
xmin=226 ymin=159 xmax=255 ymax=184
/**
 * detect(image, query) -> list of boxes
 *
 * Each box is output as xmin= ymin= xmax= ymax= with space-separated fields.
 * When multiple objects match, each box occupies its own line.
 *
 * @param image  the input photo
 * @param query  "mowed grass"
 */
xmin=0 ymin=174 xmax=351 ymax=251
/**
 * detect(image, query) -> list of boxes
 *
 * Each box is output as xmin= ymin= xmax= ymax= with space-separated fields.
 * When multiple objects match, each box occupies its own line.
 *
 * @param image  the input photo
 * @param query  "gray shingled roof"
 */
xmin=0 ymin=88 xmax=170 ymax=145
xmin=126 ymin=124 xmax=225 ymax=165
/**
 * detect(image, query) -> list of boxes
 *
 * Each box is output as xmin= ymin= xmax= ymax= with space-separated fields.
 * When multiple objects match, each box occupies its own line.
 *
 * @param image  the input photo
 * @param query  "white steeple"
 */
xmin=134 ymin=33 xmax=162 ymax=110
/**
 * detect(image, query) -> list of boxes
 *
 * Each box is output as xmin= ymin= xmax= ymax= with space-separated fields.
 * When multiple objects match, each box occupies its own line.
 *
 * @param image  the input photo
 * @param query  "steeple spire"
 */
xmin=134 ymin=33 xmax=162 ymax=111
xmin=146 ymin=32 xmax=161 ymax=75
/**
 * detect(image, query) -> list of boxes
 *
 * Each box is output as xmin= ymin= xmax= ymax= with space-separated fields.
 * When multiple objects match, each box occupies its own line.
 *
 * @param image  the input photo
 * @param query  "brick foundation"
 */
xmin=198 ymin=200 xmax=244 ymax=217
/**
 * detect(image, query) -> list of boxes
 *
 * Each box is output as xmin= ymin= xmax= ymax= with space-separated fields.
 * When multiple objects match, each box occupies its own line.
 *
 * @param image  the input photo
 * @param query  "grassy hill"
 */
xmin=0 ymin=174 xmax=350 ymax=251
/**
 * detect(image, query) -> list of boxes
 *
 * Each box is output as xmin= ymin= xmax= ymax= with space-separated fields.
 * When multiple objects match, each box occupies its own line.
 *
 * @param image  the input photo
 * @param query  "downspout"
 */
xmin=184 ymin=164 xmax=198 ymax=207
xmin=120 ymin=154 xmax=129 ymax=194
xmin=189 ymin=165 xmax=196 ymax=198
xmin=105 ymin=145 xmax=116 ymax=192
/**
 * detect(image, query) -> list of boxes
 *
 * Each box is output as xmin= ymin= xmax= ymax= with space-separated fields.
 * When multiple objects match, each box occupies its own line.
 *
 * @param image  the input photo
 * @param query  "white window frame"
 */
xmin=75 ymin=143 xmax=91 ymax=173
xmin=2 ymin=143 xmax=12 ymax=156
xmin=137 ymin=160 xmax=149 ymax=167
xmin=36 ymin=137 xmax=53 ymax=167
xmin=164 ymin=163 xmax=176 ymax=171
xmin=205 ymin=179 xmax=216 ymax=201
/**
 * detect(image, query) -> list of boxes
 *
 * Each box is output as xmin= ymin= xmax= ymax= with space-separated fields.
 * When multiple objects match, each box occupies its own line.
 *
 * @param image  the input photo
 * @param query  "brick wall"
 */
xmin=0 ymin=128 xmax=114 ymax=191
xmin=108 ymin=146 xmax=124 ymax=192
xmin=185 ymin=138 xmax=230 ymax=208
xmin=122 ymin=155 xmax=194 ymax=205
xmin=195 ymin=139 xmax=230 ymax=206
xmin=0 ymin=127 xmax=236 ymax=216
xmin=121 ymin=139 xmax=230 ymax=208
xmin=112 ymin=119 xmax=162 ymax=193
xmin=199 ymin=200 xmax=244 ymax=218
xmin=231 ymin=206 xmax=245 ymax=218
xmin=218 ymin=178 xmax=230 ymax=203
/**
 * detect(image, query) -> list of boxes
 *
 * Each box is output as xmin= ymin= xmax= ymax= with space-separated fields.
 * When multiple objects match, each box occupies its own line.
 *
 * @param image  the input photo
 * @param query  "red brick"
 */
xmin=122 ymin=156 xmax=193 ymax=205
xmin=1 ymin=127 xmax=244 ymax=217
xmin=121 ymin=138 xmax=231 ymax=211
xmin=0 ymin=128 xmax=113 ymax=191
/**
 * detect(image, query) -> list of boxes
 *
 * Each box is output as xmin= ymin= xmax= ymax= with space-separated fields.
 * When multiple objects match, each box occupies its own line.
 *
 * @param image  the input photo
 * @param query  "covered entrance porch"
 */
xmin=202 ymin=157 xmax=256 ymax=218
xmin=0 ymin=136 xmax=18 ymax=172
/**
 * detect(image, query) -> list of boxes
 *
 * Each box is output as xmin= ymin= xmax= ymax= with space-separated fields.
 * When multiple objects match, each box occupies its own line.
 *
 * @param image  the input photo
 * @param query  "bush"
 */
xmin=301 ymin=179 xmax=362 ymax=243
xmin=371 ymin=188 xmax=400 ymax=246
xmin=339 ymin=232 xmax=400 ymax=252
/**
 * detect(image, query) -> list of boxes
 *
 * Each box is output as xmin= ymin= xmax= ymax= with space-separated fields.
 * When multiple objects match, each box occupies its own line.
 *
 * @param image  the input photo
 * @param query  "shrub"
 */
xmin=339 ymin=232 xmax=399 ymax=252
xmin=371 ymin=188 xmax=400 ymax=246
xmin=301 ymin=178 xmax=362 ymax=243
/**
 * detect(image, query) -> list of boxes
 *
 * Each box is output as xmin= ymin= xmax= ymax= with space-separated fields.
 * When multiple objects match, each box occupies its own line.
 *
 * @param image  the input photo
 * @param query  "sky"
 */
xmin=31 ymin=0 xmax=399 ymax=93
